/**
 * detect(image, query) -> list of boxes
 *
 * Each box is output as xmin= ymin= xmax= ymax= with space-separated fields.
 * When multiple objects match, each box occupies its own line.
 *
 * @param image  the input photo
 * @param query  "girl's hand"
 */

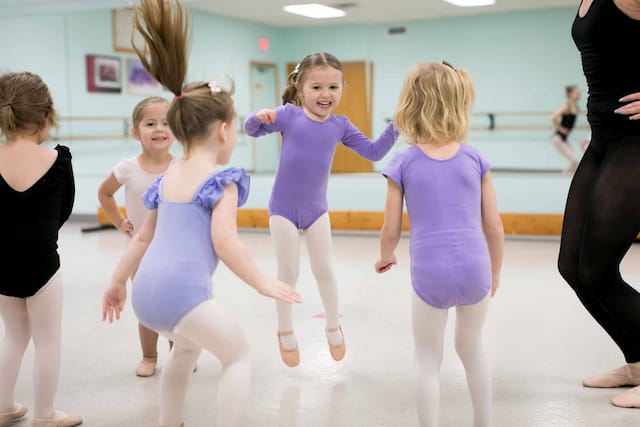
xmin=103 ymin=284 xmax=127 ymax=323
xmin=375 ymin=256 xmax=397 ymax=273
xmin=255 ymin=109 xmax=277 ymax=124
xmin=257 ymin=279 xmax=302 ymax=304
xmin=491 ymin=278 xmax=500 ymax=297
xmin=558 ymin=126 xmax=569 ymax=135
xmin=117 ymin=218 xmax=134 ymax=237
xmin=616 ymin=92 xmax=640 ymax=120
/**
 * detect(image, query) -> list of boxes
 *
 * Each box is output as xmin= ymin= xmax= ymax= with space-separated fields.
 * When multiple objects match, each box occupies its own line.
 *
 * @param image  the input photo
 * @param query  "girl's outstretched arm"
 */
xmin=376 ymin=179 xmax=403 ymax=273
xmin=244 ymin=105 xmax=289 ymax=137
xmin=342 ymin=120 xmax=399 ymax=161
xmin=102 ymin=209 xmax=157 ymax=322
xmin=211 ymin=182 xmax=302 ymax=304
xmin=480 ymin=172 xmax=504 ymax=296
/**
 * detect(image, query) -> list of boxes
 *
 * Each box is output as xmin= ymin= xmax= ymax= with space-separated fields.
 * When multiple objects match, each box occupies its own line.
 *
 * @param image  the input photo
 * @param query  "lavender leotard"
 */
xmin=383 ymin=145 xmax=492 ymax=309
xmin=245 ymin=104 xmax=398 ymax=229
xmin=131 ymin=168 xmax=249 ymax=332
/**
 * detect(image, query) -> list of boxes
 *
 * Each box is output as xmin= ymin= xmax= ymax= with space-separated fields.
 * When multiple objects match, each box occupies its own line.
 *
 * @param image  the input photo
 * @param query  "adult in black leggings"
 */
xmin=558 ymin=0 xmax=640 ymax=408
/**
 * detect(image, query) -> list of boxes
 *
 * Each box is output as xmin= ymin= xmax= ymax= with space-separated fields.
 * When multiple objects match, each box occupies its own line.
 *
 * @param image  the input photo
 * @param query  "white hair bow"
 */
xmin=208 ymin=81 xmax=222 ymax=95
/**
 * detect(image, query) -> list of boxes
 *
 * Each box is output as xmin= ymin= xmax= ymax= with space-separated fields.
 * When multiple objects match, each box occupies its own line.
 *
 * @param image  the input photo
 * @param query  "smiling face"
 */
xmin=132 ymin=102 xmax=175 ymax=153
xmin=297 ymin=65 xmax=343 ymax=121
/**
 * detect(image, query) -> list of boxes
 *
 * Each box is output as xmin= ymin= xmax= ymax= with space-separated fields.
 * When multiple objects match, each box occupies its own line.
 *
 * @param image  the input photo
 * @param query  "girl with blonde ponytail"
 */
xmin=102 ymin=1 xmax=301 ymax=426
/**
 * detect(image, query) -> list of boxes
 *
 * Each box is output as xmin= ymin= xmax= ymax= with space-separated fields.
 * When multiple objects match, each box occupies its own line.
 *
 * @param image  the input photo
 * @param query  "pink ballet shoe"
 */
xmin=611 ymin=386 xmax=640 ymax=408
xmin=277 ymin=331 xmax=300 ymax=367
xmin=32 ymin=411 xmax=82 ymax=427
xmin=326 ymin=326 xmax=346 ymax=361
xmin=583 ymin=365 xmax=640 ymax=388
xmin=0 ymin=404 xmax=27 ymax=425
xmin=136 ymin=357 xmax=158 ymax=377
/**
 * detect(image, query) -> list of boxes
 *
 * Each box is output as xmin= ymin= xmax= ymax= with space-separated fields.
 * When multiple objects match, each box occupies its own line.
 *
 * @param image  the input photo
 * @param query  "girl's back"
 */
xmin=383 ymin=143 xmax=491 ymax=309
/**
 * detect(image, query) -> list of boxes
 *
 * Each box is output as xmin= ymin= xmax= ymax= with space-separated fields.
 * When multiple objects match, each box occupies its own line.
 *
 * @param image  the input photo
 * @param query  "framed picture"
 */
xmin=112 ymin=8 xmax=145 ymax=53
xmin=127 ymin=58 xmax=160 ymax=95
xmin=86 ymin=55 xmax=122 ymax=93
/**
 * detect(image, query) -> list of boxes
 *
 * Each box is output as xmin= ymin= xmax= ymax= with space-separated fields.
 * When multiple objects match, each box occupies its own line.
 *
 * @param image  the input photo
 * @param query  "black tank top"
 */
xmin=572 ymin=0 xmax=640 ymax=130
xmin=560 ymin=112 xmax=577 ymax=132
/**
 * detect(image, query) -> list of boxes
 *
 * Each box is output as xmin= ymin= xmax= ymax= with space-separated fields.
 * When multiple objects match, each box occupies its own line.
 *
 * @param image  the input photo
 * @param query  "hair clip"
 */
xmin=293 ymin=63 xmax=301 ymax=74
xmin=442 ymin=60 xmax=456 ymax=71
xmin=208 ymin=81 xmax=222 ymax=95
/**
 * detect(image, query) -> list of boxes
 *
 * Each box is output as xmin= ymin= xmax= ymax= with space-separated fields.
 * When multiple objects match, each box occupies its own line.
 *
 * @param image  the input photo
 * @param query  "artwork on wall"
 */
xmin=86 ymin=54 xmax=122 ymax=93
xmin=127 ymin=58 xmax=160 ymax=95
xmin=112 ymin=8 xmax=144 ymax=53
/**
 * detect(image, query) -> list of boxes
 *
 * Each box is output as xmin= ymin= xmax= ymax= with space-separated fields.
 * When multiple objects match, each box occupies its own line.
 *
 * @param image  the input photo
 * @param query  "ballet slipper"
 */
xmin=136 ymin=356 xmax=158 ymax=377
xmin=326 ymin=326 xmax=346 ymax=361
xmin=611 ymin=386 xmax=640 ymax=408
xmin=32 ymin=411 xmax=82 ymax=427
xmin=583 ymin=365 xmax=640 ymax=388
xmin=277 ymin=331 xmax=300 ymax=367
xmin=0 ymin=404 xmax=27 ymax=425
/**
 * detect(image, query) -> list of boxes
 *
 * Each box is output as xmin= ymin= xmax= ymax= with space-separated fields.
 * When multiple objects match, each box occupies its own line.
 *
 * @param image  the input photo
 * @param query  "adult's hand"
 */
xmin=616 ymin=92 xmax=640 ymax=120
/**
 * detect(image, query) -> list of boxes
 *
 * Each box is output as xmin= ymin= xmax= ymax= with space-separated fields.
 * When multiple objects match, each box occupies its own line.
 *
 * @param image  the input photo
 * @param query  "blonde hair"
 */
xmin=131 ymin=96 xmax=169 ymax=129
xmin=394 ymin=62 xmax=474 ymax=145
xmin=0 ymin=72 xmax=57 ymax=138
xmin=282 ymin=52 xmax=342 ymax=105
xmin=132 ymin=0 xmax=235 ymax=152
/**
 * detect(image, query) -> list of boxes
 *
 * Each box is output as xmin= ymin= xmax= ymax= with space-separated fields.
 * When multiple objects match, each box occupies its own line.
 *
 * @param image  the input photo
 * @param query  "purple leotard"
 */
xmin=131 ymin=168 xmax=249 ymax=332
xmin=383 ymin=145 xmax=492 ymax=309
xmin=245 ymin=104 xmax=398 ymax=229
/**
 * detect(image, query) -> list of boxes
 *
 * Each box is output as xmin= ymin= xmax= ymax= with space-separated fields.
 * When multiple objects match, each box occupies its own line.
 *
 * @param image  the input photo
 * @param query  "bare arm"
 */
xmin=98 ymin=173 xmax=133 ymax=236
xmin=481 ymin=172 xmax=504 ymax=296
xmin=375 ymin=179 xmax=404 ymax=273
xmin=102 ymin=209 xmax=158 ymax=322
xmin=211 ymin=182 xmax=302 ymax=304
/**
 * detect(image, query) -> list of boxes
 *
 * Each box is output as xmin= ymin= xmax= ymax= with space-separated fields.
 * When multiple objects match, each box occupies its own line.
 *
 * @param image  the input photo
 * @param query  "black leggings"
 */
xmin=558 ymin=128 xmax=640 ymax=363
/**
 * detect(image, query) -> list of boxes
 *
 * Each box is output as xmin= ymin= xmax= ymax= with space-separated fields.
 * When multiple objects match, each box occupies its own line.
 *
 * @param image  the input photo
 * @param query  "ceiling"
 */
xmin=0 ymin=0 xmax=578 ymax=25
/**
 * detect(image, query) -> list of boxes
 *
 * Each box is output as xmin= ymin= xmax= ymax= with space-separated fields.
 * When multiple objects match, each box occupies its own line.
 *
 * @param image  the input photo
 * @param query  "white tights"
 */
xmin=413 ymin=293 xmax=492 ymax=427
xmin=0 ymin=270 xmax=63 ymax=418
xmin=159 ymin=299 xmax=251 ymax=427
xmin=269 ymin=214 xmax=340 ymax=342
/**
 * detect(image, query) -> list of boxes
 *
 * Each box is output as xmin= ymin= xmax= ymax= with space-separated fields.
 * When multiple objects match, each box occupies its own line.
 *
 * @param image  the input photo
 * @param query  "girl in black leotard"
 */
xmin=550 ymin=85 xmax=581 ymax=173
xmin=0 ymin=72 xmax=82 ymax=426
xmin=558 ymin=0 xmax=640 ymax=409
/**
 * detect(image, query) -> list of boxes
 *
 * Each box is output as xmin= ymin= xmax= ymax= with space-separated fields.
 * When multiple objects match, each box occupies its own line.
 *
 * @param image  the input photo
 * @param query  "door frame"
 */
xmin=249 ymin=61 xmax=280 ymax=172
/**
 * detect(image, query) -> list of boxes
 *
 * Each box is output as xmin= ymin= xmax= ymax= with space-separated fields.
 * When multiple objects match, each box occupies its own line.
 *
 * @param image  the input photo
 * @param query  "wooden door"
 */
xmin=287 ymin=61 xmax=373 ymax=173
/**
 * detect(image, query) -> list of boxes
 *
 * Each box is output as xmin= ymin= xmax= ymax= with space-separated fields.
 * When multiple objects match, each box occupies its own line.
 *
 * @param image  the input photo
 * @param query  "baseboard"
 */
xmin=90 ymin=207 xmax=564 ymax=236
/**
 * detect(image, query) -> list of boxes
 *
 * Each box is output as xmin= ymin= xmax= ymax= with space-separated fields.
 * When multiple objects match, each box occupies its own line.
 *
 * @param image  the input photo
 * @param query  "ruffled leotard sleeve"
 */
xmin=195 ymin=168 xmax=250 ymax=211
xmin=142 ymin=175 xmax=162 ymax=210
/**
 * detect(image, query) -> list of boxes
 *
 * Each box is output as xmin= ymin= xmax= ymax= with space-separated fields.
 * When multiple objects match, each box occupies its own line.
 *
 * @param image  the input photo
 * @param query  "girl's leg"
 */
xmin=455 ymin=296 xmax=492 ymax=427
xmin=25 ymin=272 xmax=65 ymax=419
xmin=0 ymin=295 xmax=30 ymax=413
xmin=551 ymin=135 xmax=579 ymax=173
xmin=304 ymin=213 xmax=342 ymax=347
xmin=412 ymin=293 xmax=449 ymax=427
xmin=269 ymin=215 xmax=301 ymax=351
xmin=137 ymin=323 xmax=160 ymax=377
xmin=166 ymin=299 xmax=251 ymax=427
xmin=158 ymin=336 xmax=202 ymax=426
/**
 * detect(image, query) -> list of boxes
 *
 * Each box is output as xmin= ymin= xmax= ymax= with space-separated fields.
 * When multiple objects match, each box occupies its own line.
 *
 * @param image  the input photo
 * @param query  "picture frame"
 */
xmin=86 ymin=55 xmax=122 ymax=93
xmin=127 ymin=57 xmax=160 ymax=95
xmin=112 ymin=8 xmax=144 ymax=54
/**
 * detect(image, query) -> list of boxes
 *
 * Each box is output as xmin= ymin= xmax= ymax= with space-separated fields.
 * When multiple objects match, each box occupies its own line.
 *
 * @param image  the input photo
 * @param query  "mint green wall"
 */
xmin=1 ymin=6 xmax=585 ymax=215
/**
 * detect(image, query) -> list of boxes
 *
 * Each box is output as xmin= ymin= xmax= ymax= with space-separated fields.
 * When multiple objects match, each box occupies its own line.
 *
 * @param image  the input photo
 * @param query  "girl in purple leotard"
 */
xmin=102 ymin=1 xmax=301 ymax=426
xmin=244 ymin=52 xmax=399 ymax=367
xmin=376 ymin=62 xmax=504 ymax=427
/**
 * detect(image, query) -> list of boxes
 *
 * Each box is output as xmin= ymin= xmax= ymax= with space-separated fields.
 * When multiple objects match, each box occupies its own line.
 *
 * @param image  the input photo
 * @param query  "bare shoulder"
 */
xmin=615 ymin=0 xmax=640 ymax=19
